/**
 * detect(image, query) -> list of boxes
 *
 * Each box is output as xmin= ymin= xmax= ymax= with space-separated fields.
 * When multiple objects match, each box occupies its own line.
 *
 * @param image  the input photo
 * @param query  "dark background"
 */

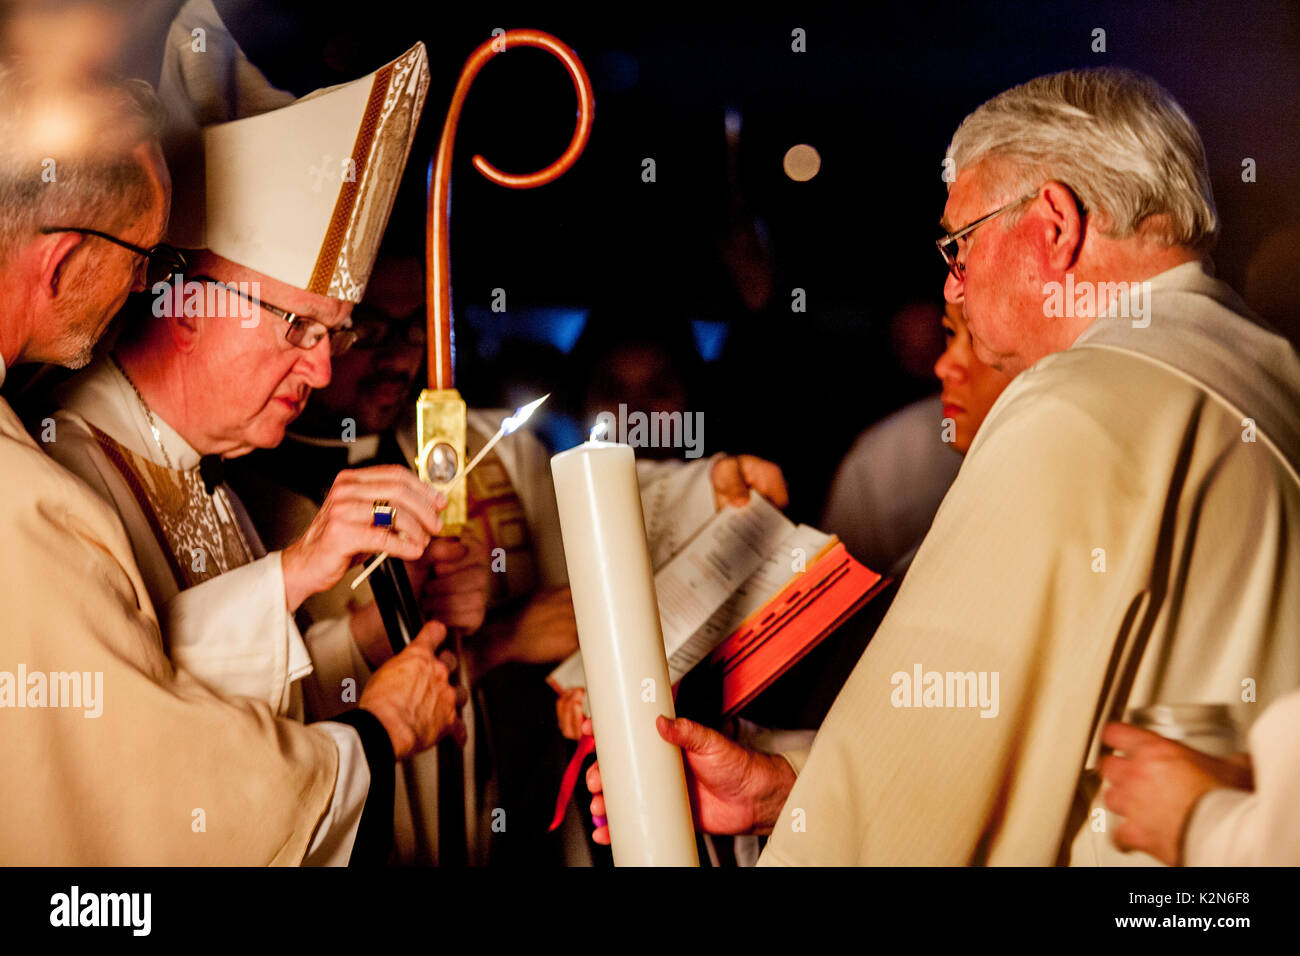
xmin=88 ymin=0 xmax=1300 ymax=521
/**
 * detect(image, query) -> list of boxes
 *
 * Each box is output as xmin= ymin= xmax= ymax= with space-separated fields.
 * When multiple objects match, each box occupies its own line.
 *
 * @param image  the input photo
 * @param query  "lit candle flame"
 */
xmin=590 ymin=420 xmax=609 ymax=442
xmin=502 ymin=393 xmax=549 ymax=434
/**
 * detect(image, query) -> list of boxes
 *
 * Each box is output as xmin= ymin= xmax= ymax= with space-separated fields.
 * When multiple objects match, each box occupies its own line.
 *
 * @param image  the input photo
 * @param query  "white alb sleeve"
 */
xmin=302 ymin=722 xmax=371 ymax=866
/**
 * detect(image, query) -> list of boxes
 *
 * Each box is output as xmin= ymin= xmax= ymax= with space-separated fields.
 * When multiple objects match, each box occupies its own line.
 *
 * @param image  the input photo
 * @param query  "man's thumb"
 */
xmin=410 ymin=619 xmax=448 ymax=650
xmin=657 ymin=715 xmax=714 ymax=753
xmin=711 ymin=456 xmax=747 ymax=503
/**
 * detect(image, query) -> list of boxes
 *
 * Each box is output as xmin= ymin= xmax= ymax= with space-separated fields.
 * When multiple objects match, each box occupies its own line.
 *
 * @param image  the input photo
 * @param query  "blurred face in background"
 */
xmin=934 ymin=300 xmax=1015 ymax=455
xmin=300 ymin=255 xmax=425 ymax=436
xmin=888 ymin=300 xmax=946 ymax=386
xmin=584 ymin=340 xmax=688 ymax=460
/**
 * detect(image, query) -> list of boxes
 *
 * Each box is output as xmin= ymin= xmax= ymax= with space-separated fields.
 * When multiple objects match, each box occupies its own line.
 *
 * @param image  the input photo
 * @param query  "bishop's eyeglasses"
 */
xmin=935 ymin=192 xmax=1037 ymax=282
xmin=193 ymin=276 xmax=358 ymax=357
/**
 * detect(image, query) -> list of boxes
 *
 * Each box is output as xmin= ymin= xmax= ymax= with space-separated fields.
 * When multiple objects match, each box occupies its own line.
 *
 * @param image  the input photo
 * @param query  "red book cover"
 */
xmin=708 ymin=541 xmax=889 ymax=718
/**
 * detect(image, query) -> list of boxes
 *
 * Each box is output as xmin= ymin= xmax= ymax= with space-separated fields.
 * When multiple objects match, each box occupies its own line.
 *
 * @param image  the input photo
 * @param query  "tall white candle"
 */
xmin=551 ymin=437 xmax=699 ymax=866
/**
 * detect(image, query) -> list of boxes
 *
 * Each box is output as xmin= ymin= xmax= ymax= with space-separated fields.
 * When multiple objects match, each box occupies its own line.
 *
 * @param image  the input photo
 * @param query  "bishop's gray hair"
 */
xmin=946 ymin=68 xmax=1219 ymax=251
xmin=0 ymin=60 xmax=165 ymax=264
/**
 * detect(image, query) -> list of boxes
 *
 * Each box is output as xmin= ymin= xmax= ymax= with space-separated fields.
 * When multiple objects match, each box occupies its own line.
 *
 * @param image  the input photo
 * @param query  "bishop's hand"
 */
xmin=583 ymin=715 xmax=796 ymax=842
xmin=281 ymin=465 xmax=447 ymax=611
xmin=359 ymin=620 xmax=468 ymax=759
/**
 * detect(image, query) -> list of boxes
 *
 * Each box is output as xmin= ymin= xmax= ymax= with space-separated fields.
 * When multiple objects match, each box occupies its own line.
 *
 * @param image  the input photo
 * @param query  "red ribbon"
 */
xmin=548 ymin=734 xmax=596 ymax=832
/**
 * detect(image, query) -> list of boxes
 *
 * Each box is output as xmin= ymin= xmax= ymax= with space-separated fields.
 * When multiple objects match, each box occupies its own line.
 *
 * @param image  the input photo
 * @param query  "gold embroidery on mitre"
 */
xmin=309 ymin=44 xmax=430 ymax=303
xmin=307 ymin=65 xmax=388 ymax=298
xmin=464 ymin=449 xmax=538 ymax=606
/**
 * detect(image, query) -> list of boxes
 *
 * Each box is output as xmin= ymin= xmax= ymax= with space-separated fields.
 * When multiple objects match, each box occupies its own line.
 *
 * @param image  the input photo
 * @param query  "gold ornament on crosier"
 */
xmin=418 ymin=29 xmax=594 ymax=533
xmin=416 ymin=390 xmax=469 ymax=530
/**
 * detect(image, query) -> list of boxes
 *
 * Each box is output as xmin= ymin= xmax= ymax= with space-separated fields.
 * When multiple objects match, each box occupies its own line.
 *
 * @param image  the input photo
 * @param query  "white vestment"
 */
xmin=759 ymin=262 xmax=1300 ymax=866
xmin=46 ymin=357 xmax=369 ymax=865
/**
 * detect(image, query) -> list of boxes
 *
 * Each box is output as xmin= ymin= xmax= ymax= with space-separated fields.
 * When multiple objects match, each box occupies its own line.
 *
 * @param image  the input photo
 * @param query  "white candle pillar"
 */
xmin=551 ymin=439 xmax=699 ymax=866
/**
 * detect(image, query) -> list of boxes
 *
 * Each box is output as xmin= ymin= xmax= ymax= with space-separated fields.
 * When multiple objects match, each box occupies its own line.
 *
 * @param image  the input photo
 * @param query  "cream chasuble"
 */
xmin=0 ymin=364 xmax=339 ymax=864
xmin=49 ymin=357 xmax=316 ymax=712
xmin=46 ymin=356 xmax=369 ymax=864
xmin=760 ymin=262 xmax=1300 ymax=866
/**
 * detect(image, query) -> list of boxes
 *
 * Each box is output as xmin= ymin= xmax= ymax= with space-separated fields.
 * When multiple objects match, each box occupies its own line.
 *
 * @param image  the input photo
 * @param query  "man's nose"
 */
xmin=943 ymin=269 xmax=965 ymax=304
xmin=299 ymin=337 xmax=333 ymax=389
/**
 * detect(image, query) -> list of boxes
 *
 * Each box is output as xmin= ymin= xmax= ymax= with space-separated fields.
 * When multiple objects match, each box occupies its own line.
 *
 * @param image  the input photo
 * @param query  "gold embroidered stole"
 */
xmin=87 ymin=424 xmax=255 ymax=591
xmin=464 ymin=448 xmax=538 ymax=607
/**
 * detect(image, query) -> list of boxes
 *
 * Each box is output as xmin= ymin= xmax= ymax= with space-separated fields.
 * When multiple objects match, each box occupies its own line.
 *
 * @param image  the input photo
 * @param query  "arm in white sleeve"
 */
xmin=1182 ymin=691 xmax=1300 ymax=866
xmin=163 ymin=551 xmax=311 ymax=713
xmin=315 ymin=709 xmax=397 ymax=865
xmin=302 ymin=722 xmax=370 ymax=866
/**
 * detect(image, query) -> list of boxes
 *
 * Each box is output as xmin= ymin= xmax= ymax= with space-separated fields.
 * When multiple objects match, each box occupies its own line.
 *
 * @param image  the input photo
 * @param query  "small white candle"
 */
xmin=550 ymin=430 xmax=698 ymax=866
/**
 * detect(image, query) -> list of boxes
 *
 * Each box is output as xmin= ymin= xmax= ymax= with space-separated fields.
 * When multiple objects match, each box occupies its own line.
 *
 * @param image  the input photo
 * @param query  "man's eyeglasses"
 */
xmin=348 ymin=305 xmax=428 ymax=350
xmin=192 ymin=275 xmax=358 ymax=357
xmin=39 ymin=226 xmax=186 ymax=287
xmin=935 ymin=192 xmax=1038 ymax=282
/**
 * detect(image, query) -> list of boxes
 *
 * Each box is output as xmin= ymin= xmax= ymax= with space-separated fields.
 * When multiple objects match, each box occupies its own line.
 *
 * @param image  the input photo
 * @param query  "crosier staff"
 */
xmin=417 ymin=28 xmax=595 ymax=527
xmin=368 ymin=31 xmax=592 ymax=647
xmin=372 ymin=29 xmax=593 ymax=866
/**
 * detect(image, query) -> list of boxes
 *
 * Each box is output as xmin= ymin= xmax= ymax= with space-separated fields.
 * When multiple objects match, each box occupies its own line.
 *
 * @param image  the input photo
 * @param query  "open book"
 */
xmin=547 ymin=491 xmax=888 ymax=718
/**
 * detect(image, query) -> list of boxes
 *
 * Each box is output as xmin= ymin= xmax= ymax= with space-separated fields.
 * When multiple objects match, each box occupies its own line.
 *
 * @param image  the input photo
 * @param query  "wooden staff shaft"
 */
xmin=426 ymin=29 xmax=595 ymax=390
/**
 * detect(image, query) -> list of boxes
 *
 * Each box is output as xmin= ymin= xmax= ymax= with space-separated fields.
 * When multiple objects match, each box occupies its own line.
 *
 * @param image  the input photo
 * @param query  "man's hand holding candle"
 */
xmin=282 ymin=465 xmax=448 ymax=612
xmin=710 ymin=454 xmax=789 ymax=511
xmin=583 ymin=715 xmax=796 ymax=842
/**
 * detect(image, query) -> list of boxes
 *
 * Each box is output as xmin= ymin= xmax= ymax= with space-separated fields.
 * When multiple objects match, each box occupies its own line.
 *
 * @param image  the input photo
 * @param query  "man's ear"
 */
xmin=1037 ymin=181 xmax=1085 ymax=272
xmin=38 ymin=232 xmax=86 ymax=299
xmin=168 ymin=287 xmax=204 ymax=353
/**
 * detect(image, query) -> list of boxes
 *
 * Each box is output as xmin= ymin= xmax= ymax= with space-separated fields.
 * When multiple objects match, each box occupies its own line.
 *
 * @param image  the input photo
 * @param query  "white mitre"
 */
xmin=157 ymin=0 xmax=429 ymax=302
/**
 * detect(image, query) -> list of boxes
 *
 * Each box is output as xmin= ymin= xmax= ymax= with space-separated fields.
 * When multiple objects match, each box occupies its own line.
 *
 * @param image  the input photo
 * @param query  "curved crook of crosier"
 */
xmin=470 ymin=31 xmax=595 ymax=188
xmin=427 ymin=28 xmax=595 ymax=389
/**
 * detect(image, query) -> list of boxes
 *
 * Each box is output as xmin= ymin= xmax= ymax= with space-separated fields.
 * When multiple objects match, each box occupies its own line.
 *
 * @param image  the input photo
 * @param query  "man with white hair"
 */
xmin=586 ymin=67 xmax=1300 ymax=865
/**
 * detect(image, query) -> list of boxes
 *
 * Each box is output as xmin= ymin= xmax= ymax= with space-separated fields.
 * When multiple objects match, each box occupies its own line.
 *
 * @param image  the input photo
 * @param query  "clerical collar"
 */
xmin=0 ymin=351 xmax=7 ymax=389
xmin=57 ymin=355 xmax=203 ymax=472
xmin=284 ymin=429 xmax=382 ymax=465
